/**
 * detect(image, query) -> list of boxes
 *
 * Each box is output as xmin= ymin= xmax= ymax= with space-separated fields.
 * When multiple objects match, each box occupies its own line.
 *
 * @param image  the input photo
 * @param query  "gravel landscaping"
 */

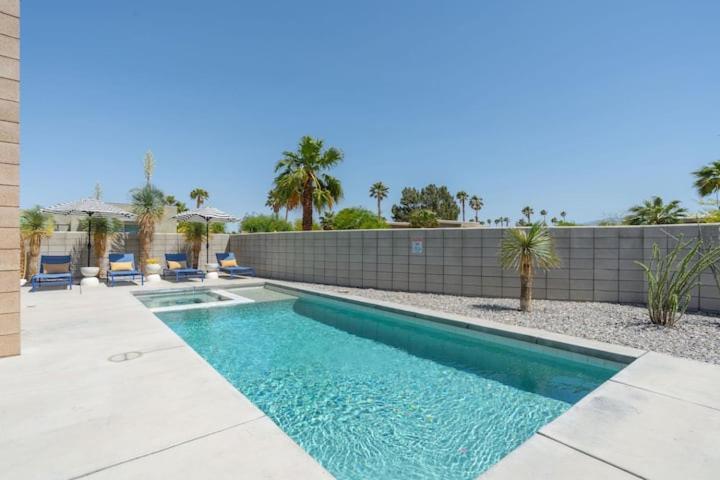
xmin=290 ymin=282 xmax=720 ymax=365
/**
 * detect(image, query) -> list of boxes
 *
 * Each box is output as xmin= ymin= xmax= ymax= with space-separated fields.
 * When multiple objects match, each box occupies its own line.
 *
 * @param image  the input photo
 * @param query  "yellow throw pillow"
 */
xmin=167 ymin=260 xmax=187 ymax=270
xmin=44 ymin=263 xmax=70 ymax=274
xmin=221 ymin=259 xmax=238 ymax=268
xmin=110 ymin=261 xmax=133 ymax=271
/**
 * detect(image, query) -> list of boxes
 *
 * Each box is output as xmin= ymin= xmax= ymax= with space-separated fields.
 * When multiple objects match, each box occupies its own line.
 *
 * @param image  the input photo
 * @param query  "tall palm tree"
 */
xmin=503 ymin=217 xmax=510 ymax=227
xmin=79 ymin=217 xmax=122 ymax=278
xmin=179 ymin=221 xmax=206 ymax=268
xmin=369 ymin=182 xmax=390 ymax=218
xmin=540 ymin=209 xmax=548 ymax=224
xmin=130 ymin=184 xmax=165 ymax=273
xmin=500 ymin=223 xmax=561 ymax=312
xmin=274 ymin=136 xmax=343 ymax=231
xmin=469 ymin=195 xmax=483 ymax=222
xmin=693 ymin=160 xmax=720 ymax=206
xmin=20 ymin=206 xmax=54 ymax=280
xmin=560 ymin=211 xmax=567 ymax=221
xmin=521 ymin=206 xmax=534 ymax=223
xmin=624 ymin=196 xmax=687 ymax=225
xmin=190 ymin=188 xmax=209 ymax=208
xmin=487 ymin=218 xmax=492 ymax=226
xmin=456 ymin=191 xmax=468 ymax=222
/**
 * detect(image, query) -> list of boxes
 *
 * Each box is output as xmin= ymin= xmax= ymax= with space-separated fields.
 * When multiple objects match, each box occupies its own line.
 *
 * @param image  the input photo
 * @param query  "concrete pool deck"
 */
xmin=1 ymin=278 xmax=719 ymax=479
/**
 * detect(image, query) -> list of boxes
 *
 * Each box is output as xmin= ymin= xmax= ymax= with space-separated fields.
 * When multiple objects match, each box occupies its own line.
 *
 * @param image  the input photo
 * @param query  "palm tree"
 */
xmin=521 ymin=206 xmax=534 ymax=223
xmin=369 ymin=182 xmax=390 ymax=218
xmin=20 ymin=206 xmax=54 ymax=280
xmin=175 ymin=201 xmax=188 ymax=214
xmin=624 ymin=196 xmax=687 ymax=225
xmin=487 ymin=218 xmax=492 ymax=226
xmin=503 ymin=217 xmax=510 ymax=227
xmin=164 ymin=195 xmax=177 ymax=206
xmin=274 ymin=136 xmax=343 ymax=231
xmin=266 ymin=189 xmax=282 ymax=218
xmin=540 ymin=209 xmax=548 ymax=224
xmin=79 ymin=217 xmax=122 ymax=278
xmin=551 ymin=217 xmax=558 ymax=225
xmin=693 ymin=160 xmax=720 ymax=206
xmin=190 ymin=188 xmax=209 ymax=208
xmin=560 ymin=211 xmax=567 ymax=221
xmin=494 ymin=219 xmax=500 ymax=226
xmin=319 ymin=211 xmax=335 ymax=230
xmin=456 ymin=191 xmax=468 ymax=222
xmin=469 ymin=195 xmax=483 ymax=222
xmin=179 ymin=221 xmax=206 ymax=268
xmin=500 ymin=223 xmax=561 ymax=312
xmin=130 ymin=184 xmax=165 ymax=273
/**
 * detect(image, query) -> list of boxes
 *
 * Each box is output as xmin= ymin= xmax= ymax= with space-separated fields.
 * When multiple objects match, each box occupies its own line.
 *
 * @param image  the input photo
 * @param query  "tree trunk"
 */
xmin=192 ymin=240 xmax=201 ymax=269
xmin=302 ymin=178 xmax=314 ymax=231
xmin=377 ymin=198 xmax=382 ymax=218
xmin=138 ymin=221 xmax=155 ymax=275
xmin=93 ymin=233 xmax=108 ymax=278
xmin=461 ymin=203 xmax=465 ymax=222
xmin=19 ymin=233 xmax=25 ymax=279
xmin=284 ymin=207 xmax=289 ymax=222
xmin=26 ymin=234 xmax=42 ymax=280
xmin=474 ymin=210 xmax=478 ymax=222
xmin=519 ymin=258 xmax=533 ymax=312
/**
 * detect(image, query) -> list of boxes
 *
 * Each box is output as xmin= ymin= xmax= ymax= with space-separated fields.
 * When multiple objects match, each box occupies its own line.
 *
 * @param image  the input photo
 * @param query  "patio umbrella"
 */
xmin=173 ymin=207 xmax=239 ymax=265
xmin=43 ymin=198 xmax=135 ymax=267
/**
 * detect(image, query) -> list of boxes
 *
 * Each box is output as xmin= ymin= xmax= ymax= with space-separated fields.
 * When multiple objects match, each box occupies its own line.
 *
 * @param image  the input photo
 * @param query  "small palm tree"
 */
xmin=130 ymin=184 xmax=165 ymax=273
xmin=503 ymin=217 xmax=510 ymax=227
xmin=319 ymin=211 xmax=335 ymax=230
xmin=190 ymin=188 xmax=209 ymax=208
xmin=500 ymin=223 xmax=561 ymax=312
xmin=693 ymin=160 xmax=720 ymax=206
xmin=469 ymin=195 xmax=484 ymax=222
xmin=624 ymin=196 xmax=687 ymax=225
xmin=456 ymin=191 xmax=468 ymax=222
xmin=275 ymin=136 xmax=343 ymax=230
xmin=164 ymin=195 xmax=177 ymax=206
xmin=79 ymin=217 xmax=122 ymax=277
xmin=369 ymin=182 xmax=390 ymax=218
xmin=20 ymin=206 xmax=54 ymax=280
xmin=179 ymin=222 xmax=206 ymax=268
xmin=487 ymin=218 xmax=492 ymax=225
xmin=551 ymin=217 xmax=558 ymax=224
xmin=540 ymin=209 xmax=548 ymax=224
xmin=175 ymin=201 xmax=188 ymax=214
xmin=560 ymin=211 xmax=567 ymax=221
xmin=521 ymin=206 xmax=534 ymax=223
xmin=266 ymin=189 xmax=282 ymax=218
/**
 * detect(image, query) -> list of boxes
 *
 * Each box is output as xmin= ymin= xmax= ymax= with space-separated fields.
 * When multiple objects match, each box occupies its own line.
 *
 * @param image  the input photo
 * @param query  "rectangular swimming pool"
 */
xmin=156 ymin=285 xmax=623 ymax=480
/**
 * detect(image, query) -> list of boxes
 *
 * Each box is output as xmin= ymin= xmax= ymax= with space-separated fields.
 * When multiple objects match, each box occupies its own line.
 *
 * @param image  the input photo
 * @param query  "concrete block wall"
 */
xmin=34 ymin=233 xmax=231 ymax=276
xmin=230 ymin=224 xmax=720 ymax=313
xmin=0 ymin=0 xmax=18 ymax=357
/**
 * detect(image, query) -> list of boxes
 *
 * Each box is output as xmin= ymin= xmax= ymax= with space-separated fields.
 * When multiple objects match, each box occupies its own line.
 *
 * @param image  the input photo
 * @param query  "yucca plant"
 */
xmin=500 ymin=223 xmax=561 ymax=312
xmin=637 ymin=238 xmax=720 ymax=326
xmin=20 ymin=206 xmax=54 ymax=280
xmin=78 ymin=217 xmax=123 ymax=277
xmin=130 ymin=184 xmax=165 ymax=273
xmin=179 ymin=221 xmax=206 ymax=268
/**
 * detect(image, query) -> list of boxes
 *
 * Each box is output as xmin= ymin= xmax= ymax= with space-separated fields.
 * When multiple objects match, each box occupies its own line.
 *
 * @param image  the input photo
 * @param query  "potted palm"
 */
xmin=500 ymin=223 xmax=560 ymax=312
xmin=20 ymin=206 xmax=54 ymax=282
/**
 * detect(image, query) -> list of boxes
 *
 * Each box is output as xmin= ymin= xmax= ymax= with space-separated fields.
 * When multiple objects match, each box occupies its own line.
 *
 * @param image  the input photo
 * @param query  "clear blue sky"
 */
xmin=21 ymin=0 xmax=720 ymax=223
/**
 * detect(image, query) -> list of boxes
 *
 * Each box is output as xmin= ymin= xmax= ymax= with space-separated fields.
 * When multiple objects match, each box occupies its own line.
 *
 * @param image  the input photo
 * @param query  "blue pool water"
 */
xmin=158 ymin=289 xmax=620 ymax=480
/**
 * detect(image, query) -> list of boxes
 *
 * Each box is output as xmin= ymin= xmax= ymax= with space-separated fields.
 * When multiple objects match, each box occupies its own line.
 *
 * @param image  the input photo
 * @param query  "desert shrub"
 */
xmin=241 ymin=214 xmax=293 ymax=233
xmin=637 ymin=237 xmax=720 ymax=326
xmin=409 ymin=209 xmax=439 ymax=228
xmin=334 ymin=207 xmax=388 ymax=230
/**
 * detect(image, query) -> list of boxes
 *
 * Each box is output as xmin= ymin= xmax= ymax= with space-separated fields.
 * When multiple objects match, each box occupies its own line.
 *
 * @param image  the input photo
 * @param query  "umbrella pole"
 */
xmin=87 ymin=212 xmax=93 ymax=267
xmin=205 ymin=220 xmax=210 ymax=266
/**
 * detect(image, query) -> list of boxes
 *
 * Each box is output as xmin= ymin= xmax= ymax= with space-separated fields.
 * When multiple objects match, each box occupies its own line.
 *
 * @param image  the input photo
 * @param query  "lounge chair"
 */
xmin=163 ymin=253 xmax=205 ymax=282
xmin=107 ymin=253 xmax=144 ymax=287
xmin=216 ymin=252 xmax=256 ymax=277
xmin=31 ymin=255 xmax=73 ymax=291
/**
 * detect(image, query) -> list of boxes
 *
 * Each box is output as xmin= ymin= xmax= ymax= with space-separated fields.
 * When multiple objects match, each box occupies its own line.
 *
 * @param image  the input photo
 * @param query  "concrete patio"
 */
xmin=1 ymin=277 xmax=719 ymax=479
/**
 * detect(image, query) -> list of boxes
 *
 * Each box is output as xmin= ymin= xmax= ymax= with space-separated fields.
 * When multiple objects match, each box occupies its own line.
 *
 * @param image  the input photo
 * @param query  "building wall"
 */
xmin=0 ymin=0 xmax=19 ymax=357
xmin=230 ymin=224 xmax=720 ymax=313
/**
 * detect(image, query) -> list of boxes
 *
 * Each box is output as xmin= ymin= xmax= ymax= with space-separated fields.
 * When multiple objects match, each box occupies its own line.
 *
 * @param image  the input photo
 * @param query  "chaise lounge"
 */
xmin=31 ymin=255 xmax=73 ymax=291
xmin=107 ymin=253 xmax=144 ymax=287
xmin=163 ymin=253 xmax=205 ymax=282
xmin=216 ymin=252 xmax=256 ymax=277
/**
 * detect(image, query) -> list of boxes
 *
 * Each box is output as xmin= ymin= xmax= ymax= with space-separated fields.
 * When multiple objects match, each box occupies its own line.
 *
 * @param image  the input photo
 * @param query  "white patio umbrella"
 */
xmin=173 ymin=207 xmax=239 ymax=265
xmin=43 ymin=198 xmax=135 ymax=267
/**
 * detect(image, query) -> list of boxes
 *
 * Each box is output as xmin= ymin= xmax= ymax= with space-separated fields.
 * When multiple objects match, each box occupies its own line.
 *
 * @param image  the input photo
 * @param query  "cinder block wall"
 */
xmin=0 ymin=0 xmax=19 ymax=357
xmin=230 ymin=224 xmax=720 ymax=312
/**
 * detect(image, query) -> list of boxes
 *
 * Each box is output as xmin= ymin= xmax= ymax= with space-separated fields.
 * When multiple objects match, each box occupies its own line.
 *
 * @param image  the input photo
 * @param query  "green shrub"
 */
xmin=333 ymin=207 xmax=388 ymax=230
xmin=241 ymin=214 xmax=293 ymax=233
xmin=293 ymin=218 xmax=320 ymax=231
xmin=409 ymin=209 xmax=439 ymax=228
xmin=637 ymin=237 xmax=720 ymax=326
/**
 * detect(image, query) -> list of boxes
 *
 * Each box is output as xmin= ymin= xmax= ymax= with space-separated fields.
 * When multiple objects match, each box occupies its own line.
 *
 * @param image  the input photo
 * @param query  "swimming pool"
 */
xmin=156 ymin=286 xmax=622 ymax=480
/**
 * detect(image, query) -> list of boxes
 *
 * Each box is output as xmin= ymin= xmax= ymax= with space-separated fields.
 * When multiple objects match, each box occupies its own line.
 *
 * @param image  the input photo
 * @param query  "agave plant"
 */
xmin=500 ymin=223 xmax=560 ymax=312
xmin=130 ymin=184 xmax=165 ymax=273
xmin=637 ymin=237 xmax=720 ymax=326
xmin=20 ymin=206 xmax=54 ymax=280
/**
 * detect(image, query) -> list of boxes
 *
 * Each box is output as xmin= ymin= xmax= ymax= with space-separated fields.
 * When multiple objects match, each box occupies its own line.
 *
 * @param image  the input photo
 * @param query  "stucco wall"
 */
xmin=230 ymin=224 xmax=720 ymax=312
xmin=0 ymin=0 xmax=19 ymax=357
